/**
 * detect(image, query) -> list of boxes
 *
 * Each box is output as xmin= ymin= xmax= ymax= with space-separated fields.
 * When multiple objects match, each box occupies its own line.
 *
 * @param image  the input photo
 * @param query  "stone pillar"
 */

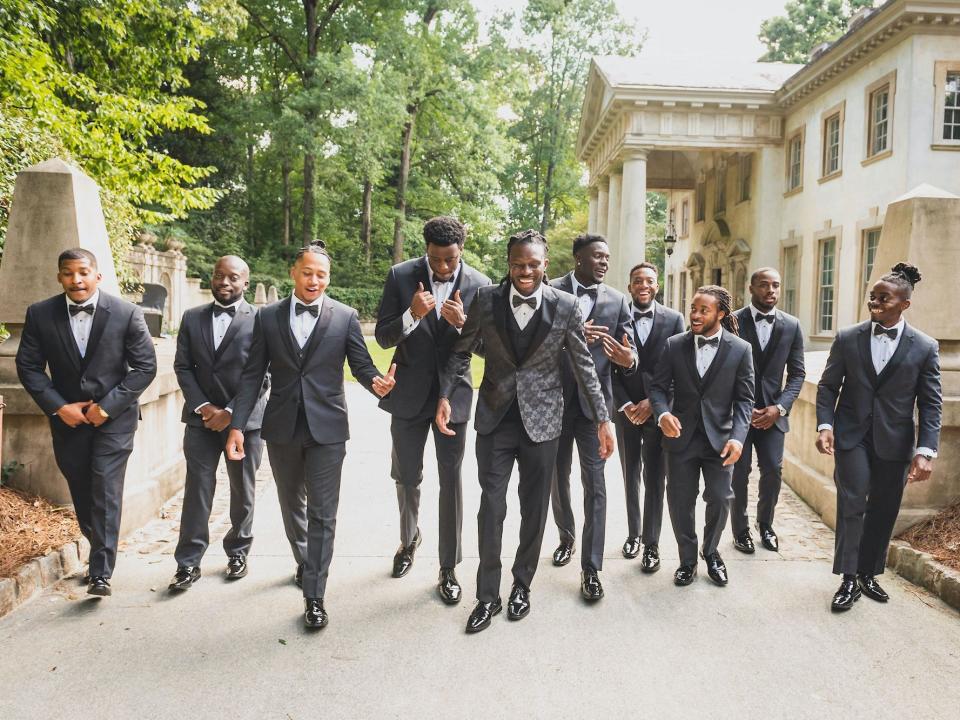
xmin=606 ymin=170 xmax=623 ymax=287
xmin=620 ymin=150 xmax=649 ymax=289
xmin=267 ymin=286 xmax=279 ymax=304
xmin=596 ymin=177 xmax=609 ymax=237
xmin=587 ymin=187 xmax=599 ymax=234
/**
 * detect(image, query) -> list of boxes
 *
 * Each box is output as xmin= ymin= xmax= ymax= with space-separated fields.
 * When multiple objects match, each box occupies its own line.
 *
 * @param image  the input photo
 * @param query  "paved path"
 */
xmin=1 ymin=384 xmax=959 ymax=719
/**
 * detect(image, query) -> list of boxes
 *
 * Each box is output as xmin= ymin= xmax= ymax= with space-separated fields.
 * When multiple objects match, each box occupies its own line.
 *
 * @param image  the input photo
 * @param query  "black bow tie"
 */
xmin=512 ymin=295 xmax=537 ymax=309
xmin=432 ymin=274 xmax=451 ymax=285
xmin=69 ymin=303 xmax=93 ymax=317
xmin=874 ymin=324 xmax=898 ymax=340
xmin=213 ymin=304 xmax=236 ymax=317
xmin=576 ymin=285 xmax=598 ymax=298
xmin=755 ymin=313 xmax=775 ymax=324
xmin=697 ymin=336 xmax=720 ymax=349
xmin=295 ymin=302 xmax=319 ymax=317
xmin=634 ymin=310 xmax=653 ymax=320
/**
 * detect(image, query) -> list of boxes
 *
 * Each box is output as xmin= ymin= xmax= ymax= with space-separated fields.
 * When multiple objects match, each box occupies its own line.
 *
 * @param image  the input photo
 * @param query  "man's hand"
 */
xmin=435 ymin=397 xmax=455 ymax=436
xmin=907 ymin=455 xmax=934 ymax=483
xmin=751 ymin=405 xmax=782 ymax=430
xmin=205 ymin=408 xmax=233 ymax=432
xmin=225 ymin=428 xmax=245 ymax=460
xmin=720 ymin=440 xmax=742 ymax=467
xmin=439 ymin=289 xmax=466 ymax=329
xmin=583 ymin=319 xmax=609 ymax=346
xmin=597 ymin=421 xmax=615 ymax=460
xmin=199 ymin=404 xmax=220 ymax=423
xmin=56 ymin=401 xmax=92 ymax=428
xmin=372 ymin=363 xmax=397 ymax=398
xmin=410 ymin=282 xmax=435 ymax=320
xmin=816 ymin=429 xmax=834 ymax=455
xmin=624 ymin=399 xmax=652 ymax=426
xmin=659 ymin=412 xmax=682 ymax=438
xmin=601 ymin=332 xmax=635 ymax=368
xmin=85 ymin=403 xmax=109 ymax=427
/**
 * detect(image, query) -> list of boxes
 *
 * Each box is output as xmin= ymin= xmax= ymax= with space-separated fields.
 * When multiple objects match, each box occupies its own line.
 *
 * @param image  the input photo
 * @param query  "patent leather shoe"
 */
xmin=580 ymin=569 xmax=604 ymax=601
xmin=702 ymin=551 xmax=729 ymax=586
xmin=858 ymin=574 xmax=889 ymax=603
xmin=304 ymin=598 xmax=328 ymax=628
xmin=87 ymin=576 xmax=112 ymax=597
xmin=552 ymin=542 xmax=574 ymax=567
xmin=733 ymin=529 xmax=755 ymax=554
xmin=508 ymin=584 xmax=530 ymax=620
xmin=438 ymin=567 xmax=462 ymax=605
xmin=392 ymin=529 xmax=421 ymax=578
xmin=640 ymin=544 xmax=661 ymax=574
xmin=622 ymin=536 xmax=641 ymax=559
xmin=674 ymin=564 xmax=697 ymax=586
xmin=758 ymin=524 xmax=779 ymax=552
xmin=831 ymin=578 xmax=861 ymax=611
xmin=226 ymin=555 xmax=247 ymax=580
xmin=168 ymin=566 xmax=200 ymax=591
xmin=466 ymin=599 xmax=502 ymax=634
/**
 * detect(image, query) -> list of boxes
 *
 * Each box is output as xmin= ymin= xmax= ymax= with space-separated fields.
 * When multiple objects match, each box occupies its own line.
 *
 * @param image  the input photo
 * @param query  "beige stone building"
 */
xmin=577 ymin=0 xmax=960 ymax=349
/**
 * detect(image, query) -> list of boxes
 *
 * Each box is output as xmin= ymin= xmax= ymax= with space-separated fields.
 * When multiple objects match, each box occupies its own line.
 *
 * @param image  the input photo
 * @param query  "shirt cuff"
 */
xmin=224 ymin=407 xmax=233 ymax=415
xmin=915 ymin=447 xmax=938 ymax=459
xmin=401 ymin=308 xmax=420 ymax=336
xmin=656 ymin=412 xmax=669 ymax=424
xmin=727 ymin=439 xmax=742 ymax=450
xmin=817 ymin=424 xmax=832 ymax=432
xmin=618 ymin=403 xmax=632 ymax=412
xmin=194 ymin=402 xmax=210 ymax=415
xmin=776 ymin=403 xmax=788 ymax=417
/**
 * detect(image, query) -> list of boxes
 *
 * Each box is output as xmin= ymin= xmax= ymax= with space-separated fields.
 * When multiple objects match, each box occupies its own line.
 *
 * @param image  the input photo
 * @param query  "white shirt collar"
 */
xmin=291 ymin=293 xmax=324 ymax=315
xmin=509 ymin=282 xmax=543 ymax=309
xmin=66 ymin=289 xmax=100 ymax=311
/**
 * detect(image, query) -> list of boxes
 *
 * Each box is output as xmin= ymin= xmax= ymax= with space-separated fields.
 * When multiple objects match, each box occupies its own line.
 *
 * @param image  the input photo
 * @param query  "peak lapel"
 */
xmin=199 ymin=303 xmax=216 ymax=359
xmin=521 ymin=286 xmax=556 ymax=365
xmin=53 ymin=298 xmax=83 ymax=371
xmin=214 ymin=301 xmax=248 ymax=362
xmin=81 ymin=296 xmax=112 ymax=371
xmin=698 ymin=331 xmax=731 ymax=389
xmin=856 ymin=322 xmax=879 ymax=387
xmin=301 ymin=299 xmax=335 ymax=365
xmin=876 ymin=324 xmax=913 ymax=387
xmin=491 ymin=284 xmax=516 ymax=367
xmin=274 ymin=298 xmax=298 ymax=363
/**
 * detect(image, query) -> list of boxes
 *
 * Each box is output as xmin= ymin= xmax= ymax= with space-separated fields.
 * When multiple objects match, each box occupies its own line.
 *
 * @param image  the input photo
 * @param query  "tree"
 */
xmin=758 ymin=0 xmax=877 ymax=63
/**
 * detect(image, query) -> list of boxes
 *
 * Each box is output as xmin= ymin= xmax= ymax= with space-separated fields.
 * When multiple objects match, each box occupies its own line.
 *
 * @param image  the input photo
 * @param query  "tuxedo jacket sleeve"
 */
xmin=815 ymin=332 xmax=846 ymax=429
xmin=93 ymin=304 xmax=156 ymax=419
xmin=174 ymin=311 xmax=209 ymax=413
xmin=648 ymin=336 xmax=677 ymax=422
xmin=730 ymin=343 xmax=755 ymax=445
xmin=374 ymin=265 xmax=408 ymax=349
xmin=916 ymin=340 xmax=942 ymax=452
xmin=439 ymin=296 xmax=483 ymax=399
xmin=345 ymin=309 xmax=381 ymax=394
xmin=230 ymin=310 xmax=270 ymax=431
xmin=16 ymin=303 xmax=70 ymax=415
xmin=776 ymin=320 xmax=806 ymax=414
xmin=565 ymin=304 xmax=610 ymax=424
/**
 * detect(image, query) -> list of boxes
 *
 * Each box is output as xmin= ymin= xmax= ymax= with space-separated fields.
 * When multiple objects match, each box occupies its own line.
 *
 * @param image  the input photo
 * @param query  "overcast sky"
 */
xmin=473 ymin=0 xmax=790 ymax=62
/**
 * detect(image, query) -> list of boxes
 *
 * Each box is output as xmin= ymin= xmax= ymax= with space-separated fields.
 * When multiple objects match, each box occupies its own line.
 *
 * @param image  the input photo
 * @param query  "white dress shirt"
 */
xmin=571 ymin=274 xmax=598 ymax=321
xmin=212 ymin=299 xmax=241 ymax=351
xmin=65 ymin=290 xmax=99 ymax=358
xmin=752 ymin=306 xmax=776 ymax=350
xmin=401 ymin=260 xmax=463 ymax=336
xmin=290 ymin=293 xmax=324 ymax=349
xmin=695 ymin=326 xmax=722 ymax=377
xmin=632 ymin=302 xmax=655 ymax=346
xmin=510 ymin=284 xmax=543 ymax=330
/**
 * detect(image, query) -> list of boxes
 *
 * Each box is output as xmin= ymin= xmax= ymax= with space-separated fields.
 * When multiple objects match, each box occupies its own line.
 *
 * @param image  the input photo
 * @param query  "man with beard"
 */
xmin=612 ymin=262 xmax=684 ymax=574
xmin=169 ymin=255 xmax=269 ymax=590
xmin=548 ymin=234 xmax=636 ymax=600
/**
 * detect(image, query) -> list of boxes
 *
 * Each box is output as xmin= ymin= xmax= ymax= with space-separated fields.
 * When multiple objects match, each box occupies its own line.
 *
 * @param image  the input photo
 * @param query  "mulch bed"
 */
xmin=0 ymin=486 xmax=81 ymax=577
xmin=899 ymin=503 xmax=960 ymax=573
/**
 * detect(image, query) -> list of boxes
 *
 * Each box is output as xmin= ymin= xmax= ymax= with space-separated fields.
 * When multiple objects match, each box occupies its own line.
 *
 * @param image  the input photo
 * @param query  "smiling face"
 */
xmin=867 ymin=278 xmax=910 ymax=327
xmin=575 ymin=240 xmax=610 ymax=286
xmin=211 ymin=256 xmax=249 ymax=305
xmin=57 ymin=258 xmax=102 ymax=303
xmin=749 ymin=269 xmax=781 ymax=313
xmin=509 ymin=241 xmax=548 ymax=297
xmin=629 ymin=266 xmax=659 ymax=309
xmin=426 ymin=242 xmax=462 ymax=283
xmin=689 ymin=292 xmax=724 ymax=336
xmin=290 ymin=250 xmax=330 ymax=304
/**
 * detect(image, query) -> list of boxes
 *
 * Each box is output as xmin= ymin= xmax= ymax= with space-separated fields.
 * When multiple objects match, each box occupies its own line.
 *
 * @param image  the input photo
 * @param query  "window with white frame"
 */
xmin=861 ymin=228 xmax=881 ymax=299
xmin=868 ymin=85 xmax=890 ymax=157
xmin=666 ymin=274 xmax=675 ymax=309
xmin=944 ymin=71 xmax=960 ymax=140
xmin=786 ymin=131 xmax=803 ymax=191
xmin=679 ymin=271 xmax=687 ymax=315
xmin=782 ymin=245 xmax=798 ymax=316
xmin=817 ymin=237 xmax=836 ymax=333
xmin=822 ymin=112 xmax=841 ymax=176
xmin=681 ymin=200 xmax=690 ymax=237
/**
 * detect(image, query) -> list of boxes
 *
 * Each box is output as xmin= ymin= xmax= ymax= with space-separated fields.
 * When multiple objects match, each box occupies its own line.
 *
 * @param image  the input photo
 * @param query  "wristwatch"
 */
xmin=776 ymin=403 xmax=787 ymax=417
xmin=917 ymin=450 xmax=935 ymax=461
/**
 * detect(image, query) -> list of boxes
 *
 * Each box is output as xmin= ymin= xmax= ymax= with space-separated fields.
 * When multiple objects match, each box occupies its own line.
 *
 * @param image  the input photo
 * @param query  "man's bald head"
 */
xmin=211 ymin=255 xmax=250 ymax=305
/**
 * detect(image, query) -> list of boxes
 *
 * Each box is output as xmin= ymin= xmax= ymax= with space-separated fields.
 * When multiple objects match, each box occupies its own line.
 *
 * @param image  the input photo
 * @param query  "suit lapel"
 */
xmin=53 ymin=297 xmax=83 ymax=371
xmin=491 ymin=284 xmax=516 ymax=366
xmin=199 ymin=303 xmax=216 ymax=360
xmin=81 ymin=295 xmax=112 ymax=370
xmin=876 ymin=324 xmax=913 ymax=388
xmin=699 ymin=331 xmax=731 ymax=390
xmin=274 ymin=298 xmax=299 ymax=363
xmin=740 ymin=310 xmax=763 ymax=371
xmin=301 ymin=298 xmax=334 ymax=365
xmin=521 ymin=285 xmax=556 ymax=365
xmin=681 ymin=332 xmax=701 ymax=390
xmin=856 ymin=322 xmax=879 ymax=387
xmin=214 ymin=301 xmax=248 ymax=362
xmin=761 ymin=311 xmax=785 ymax=370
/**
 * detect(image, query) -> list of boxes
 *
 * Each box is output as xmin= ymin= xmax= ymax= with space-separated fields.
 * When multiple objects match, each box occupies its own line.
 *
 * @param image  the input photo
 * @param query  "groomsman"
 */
xmin=612 ymin=262 xmax=684 ymax=573
xmin=816 ymin=263 xmax=940 ymax=612
xmin=730 ymin=268 xmax=805 ymax=554
xmin=16 ymin=249 xmax=157 ymax=597
xmin=548 ymin=233 xmax=636 ymax=600
xmin=375 ymin=217 xmax=491 ymax=603
xmin=650 ymin=285 xmax=754 ymax=587
xmin=169 ymin=256 xmax=268 ymax=590
xmin=226 ymin=244 xmax=396 ymax=629
xmin=437 ymin=229 xmax=613 ymax=634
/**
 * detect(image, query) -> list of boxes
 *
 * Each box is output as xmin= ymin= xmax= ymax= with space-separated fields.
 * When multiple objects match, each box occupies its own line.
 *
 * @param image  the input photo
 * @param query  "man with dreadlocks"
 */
xmin=649 ymin=285 xmax=754 ymax=587
xmin=816 ymin=263 xmax=941 ymax=612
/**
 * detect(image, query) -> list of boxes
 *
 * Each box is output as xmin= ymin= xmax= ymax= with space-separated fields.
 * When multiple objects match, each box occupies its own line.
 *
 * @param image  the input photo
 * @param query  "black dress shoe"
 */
xmin=733 ymin=529 xmax=756 ymax=554
xmin=622 ymin=536 xmax=642 ymax=559
xmin=392 ymin=529 xmax=422 ymax=578
xmin=640 ymin=544 xmax=661 ymax=574
xmin=466 ymin=599 xmax=502 ymax=634
xmin=858 ymin=574 xmax=889 ymax=603
xmin=507 ymin=584 xmax=530 ymax=620
xmin=226 ymin=555 xmax=248 ymax=580
xmin=702 ymin=552 xmax=729 ymax=586
xmin=168 ymin=566 xmax=200 ymax=591
xmin=295 ymin=563 xmax=304 ymax=589
xmin=831 ymin=578 xmax=862 ymax=611
xmin=580 ymin=569 xmax=604 ymax=601
xmin=87 ymin=576 xmax=112 ymax=597
xmin=674 ymin=564 xmax=697 ymax=586
xmin=758 ymin=524 xmax=779 ymax=552
xmin=552 ymin=542 xmax=575 ymax=567
xmin=304 ymin=598 xmax=328 ymax=628
xmin=438 ymin=567 xmax=462 ymax=605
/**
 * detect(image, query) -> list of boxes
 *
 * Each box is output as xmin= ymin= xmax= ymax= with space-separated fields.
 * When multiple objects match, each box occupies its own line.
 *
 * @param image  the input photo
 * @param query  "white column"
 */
xmin=596 ymin=177 xmax=609 ymax=237
xmin=587 ymin=187 xmax=599 ymax=233
xmin=606 ymin=170 xmax=623 ymax=286
xmin=619 ymin=150 xmax=648 ymax=287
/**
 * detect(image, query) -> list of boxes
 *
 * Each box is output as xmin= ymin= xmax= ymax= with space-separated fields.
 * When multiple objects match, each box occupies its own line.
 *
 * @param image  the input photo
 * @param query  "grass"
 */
xmin=346 ymin=337 xmax=484 ymax=389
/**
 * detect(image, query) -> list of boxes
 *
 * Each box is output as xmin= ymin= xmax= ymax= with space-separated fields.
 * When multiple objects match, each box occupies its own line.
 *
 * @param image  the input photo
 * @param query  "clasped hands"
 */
xmin=658 ymin=412 xmax=742 ymax=466
xmin=411 ymin=283 xmax=465 ymax=329
xmin=56 ymin=400 xmax=108 ymax=428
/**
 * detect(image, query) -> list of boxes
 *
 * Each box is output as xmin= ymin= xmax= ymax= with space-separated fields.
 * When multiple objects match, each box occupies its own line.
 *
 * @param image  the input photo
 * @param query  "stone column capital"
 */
xmin=622 ymin=147 xmax=652 ymax=162
xmin=597 ymin=176 xmax=610 ymax=190
xmin=588 ymin=186 xmax=600 ymax=199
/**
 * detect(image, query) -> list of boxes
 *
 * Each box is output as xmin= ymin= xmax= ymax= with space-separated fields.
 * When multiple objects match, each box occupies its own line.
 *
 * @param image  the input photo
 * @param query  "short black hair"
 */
xmin=572 ymin=233 xmax=606 ymax=257
xmin=880 ymin=262 xmax=922 ymax=298
xmin=629 ymin=261 xmax=658 ymax=280
xmin=423 ymin=216 xmax=466 ymax=248
xmin=506 ymin=229 xmax=548 ymax=258
xmin=294 ymin=241 xmax=330 ymax=264
xmin=58 ymin=248 xmax=98 ymax=269
xmin=750 ymin=267 xmax=780 ymax=285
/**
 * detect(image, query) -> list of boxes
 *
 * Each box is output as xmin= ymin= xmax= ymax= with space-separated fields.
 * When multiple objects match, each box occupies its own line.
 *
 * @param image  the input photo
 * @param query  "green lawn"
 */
xmin=346 ymin=337 xmax=484 ymax=389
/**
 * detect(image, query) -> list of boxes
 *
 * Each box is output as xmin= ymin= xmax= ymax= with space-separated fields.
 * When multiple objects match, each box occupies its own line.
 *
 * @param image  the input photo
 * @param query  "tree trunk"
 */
xmin=301 ymin=0 xmax=319 ymax=245
xmin=302 ymin=152 xmax=315 ymax=244
xmin=361 ymin=178 xmax=373 ymax=264
xmin=246 ymin=142 xmax=255 ymax=250
xmin=281 ymin=159 xmax=292 ymax=246
xmin=392 ymin=108 xmax=417 ymax=264
xmin=540 ymin=157 xmax=556 ymax=236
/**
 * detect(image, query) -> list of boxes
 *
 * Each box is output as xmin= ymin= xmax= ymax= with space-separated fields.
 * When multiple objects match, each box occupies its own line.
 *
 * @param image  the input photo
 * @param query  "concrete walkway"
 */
xmin=1 ymin=384 xmax=959 ymax=719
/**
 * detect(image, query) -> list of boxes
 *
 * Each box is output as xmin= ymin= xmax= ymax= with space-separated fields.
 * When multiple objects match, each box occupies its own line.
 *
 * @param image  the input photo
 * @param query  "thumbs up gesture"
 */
xmin=601 ymin=331 xmax=636 ymax=369
xmin=440 ymin=288 xmax=466 ymax=329
xmin=372 ymin=363 xmax=397 ymax=398
xmin=410 ymin=282 xmax=435 ymax=321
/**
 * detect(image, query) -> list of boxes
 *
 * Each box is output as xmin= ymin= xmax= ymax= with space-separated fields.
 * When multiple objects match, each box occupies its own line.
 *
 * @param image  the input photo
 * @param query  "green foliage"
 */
xmin=759 ymin=0 xmax=877 ymax=63
xmin=326 ymin=288 xmax=383 ymax=321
